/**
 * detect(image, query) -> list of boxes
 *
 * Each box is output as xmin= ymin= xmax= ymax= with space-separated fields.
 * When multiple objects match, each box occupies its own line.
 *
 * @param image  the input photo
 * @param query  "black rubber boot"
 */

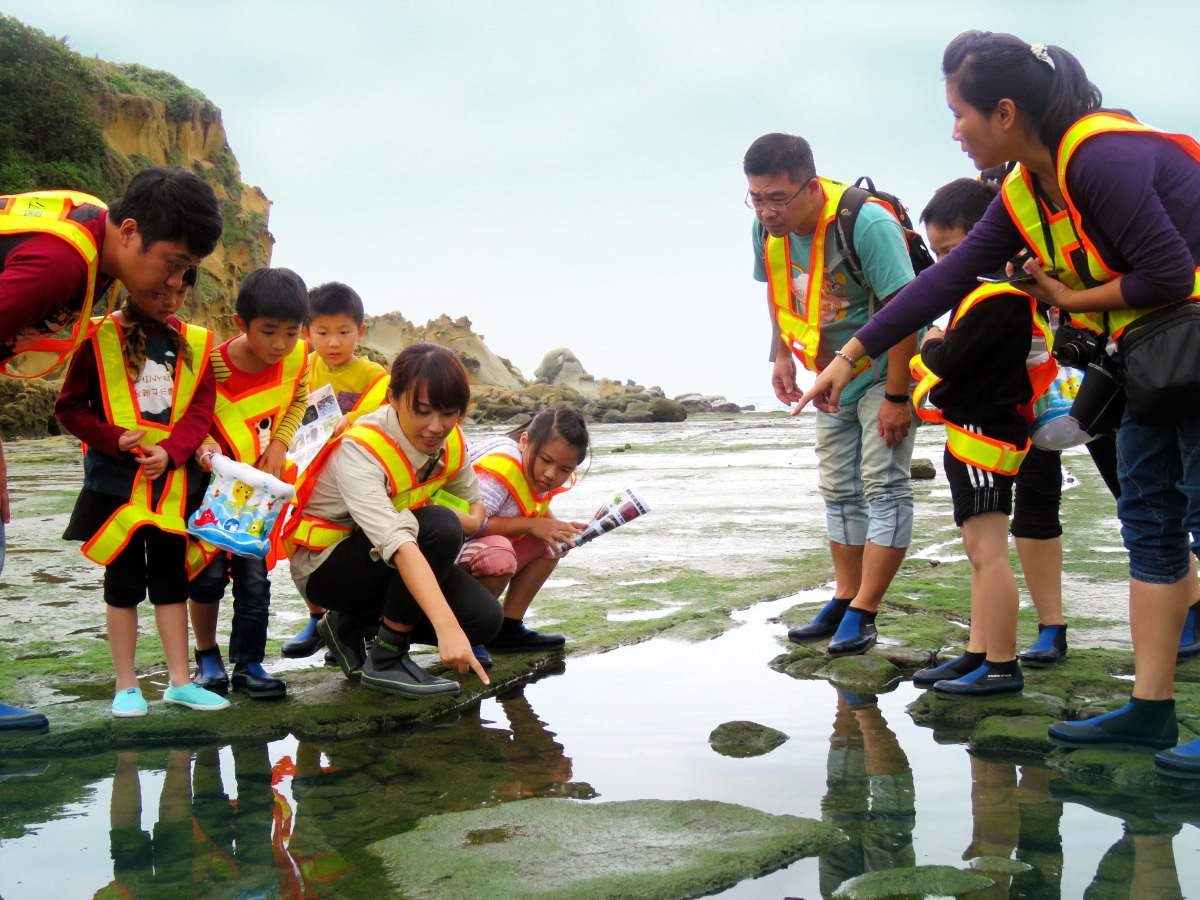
xmin=787 ymin=597 xmax=852 ymax=643
xmin=192 ymin=647 xmax=229 ymax=695
xmin=360 ymin=626 xmax=461 ymax=699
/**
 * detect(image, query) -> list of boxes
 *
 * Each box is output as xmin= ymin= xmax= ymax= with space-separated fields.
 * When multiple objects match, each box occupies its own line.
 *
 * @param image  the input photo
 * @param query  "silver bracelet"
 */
xmin=832 ymin=350 xmax=858 ymax=367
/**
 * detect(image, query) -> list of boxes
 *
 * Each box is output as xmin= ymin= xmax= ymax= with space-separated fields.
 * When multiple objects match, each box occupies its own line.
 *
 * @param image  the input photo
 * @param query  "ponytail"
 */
xmin=943 ymin=30 xmax=1102 ymax=152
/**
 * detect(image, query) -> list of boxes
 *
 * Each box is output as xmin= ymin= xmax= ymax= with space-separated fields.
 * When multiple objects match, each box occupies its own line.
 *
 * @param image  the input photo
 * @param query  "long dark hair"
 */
xmin=507 ymin=405 xmax=589 ymax=467
xmin=943 ymin=31 xmax=1102 ymax=152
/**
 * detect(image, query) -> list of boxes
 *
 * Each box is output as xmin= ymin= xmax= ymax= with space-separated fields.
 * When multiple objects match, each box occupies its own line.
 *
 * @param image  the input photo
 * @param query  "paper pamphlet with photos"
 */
xmin=549 ymin=484 xmax=651 ymax=557
xmin=286 ymin=382 xmax=341 ymax=473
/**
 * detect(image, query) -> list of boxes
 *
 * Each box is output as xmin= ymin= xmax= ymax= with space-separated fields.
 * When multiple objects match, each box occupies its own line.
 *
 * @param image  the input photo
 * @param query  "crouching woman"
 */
xmin=284 ymin=343 xmax=499 ymax=697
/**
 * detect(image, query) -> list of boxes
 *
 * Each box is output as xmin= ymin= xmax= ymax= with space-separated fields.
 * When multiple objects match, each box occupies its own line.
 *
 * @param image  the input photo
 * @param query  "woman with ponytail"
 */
xmin=797 ymin=30 xmax=1200 ymax=775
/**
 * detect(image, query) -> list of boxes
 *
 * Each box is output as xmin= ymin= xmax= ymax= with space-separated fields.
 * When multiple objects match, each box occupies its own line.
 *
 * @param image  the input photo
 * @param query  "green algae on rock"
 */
xmin=708 ymin=720 xmax=789 ymax=758
xmin=370 ymin=797 xmax=842 ymax=899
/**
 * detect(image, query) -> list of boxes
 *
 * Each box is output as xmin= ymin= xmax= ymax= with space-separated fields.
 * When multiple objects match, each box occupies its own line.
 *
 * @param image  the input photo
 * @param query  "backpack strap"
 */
xmin=833 ymin=183 xmax=874 ymax=307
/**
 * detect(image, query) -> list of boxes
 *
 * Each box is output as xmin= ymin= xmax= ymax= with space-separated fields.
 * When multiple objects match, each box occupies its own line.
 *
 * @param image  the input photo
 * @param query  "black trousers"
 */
xmin=305 ymin=505 xmax=502 ymax=647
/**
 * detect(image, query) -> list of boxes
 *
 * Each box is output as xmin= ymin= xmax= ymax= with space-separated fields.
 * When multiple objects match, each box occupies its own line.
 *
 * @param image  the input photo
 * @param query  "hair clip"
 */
xmin=1029 ymin=43 xmax=1054 ymax=68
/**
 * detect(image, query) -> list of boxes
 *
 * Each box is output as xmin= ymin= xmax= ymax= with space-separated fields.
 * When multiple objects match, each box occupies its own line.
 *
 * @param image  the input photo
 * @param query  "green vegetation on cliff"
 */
xmin=0 ymin=16 xmax=129 ymax=197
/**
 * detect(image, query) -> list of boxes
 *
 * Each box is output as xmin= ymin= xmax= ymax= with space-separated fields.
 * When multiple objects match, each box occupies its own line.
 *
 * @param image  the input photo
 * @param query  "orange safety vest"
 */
xmin=0 ymin=191 xmax=113 ymax=378
xmin=283 ymin=421 xmax=467 ymax=554
xmin=210 ymin=340 xmax=308 ymax=465
xmin=1000 ymin=111 xmax=1200 ymax=338
xmin=909 ymin=282 xmax=1056 ymax=476
xmin=764 ymin=177 xmax=894 ymax=377
xmin=474 ymin=450 xmax=575 ymax=539
xmin=79 ymin=316 xmax=213 ymax=566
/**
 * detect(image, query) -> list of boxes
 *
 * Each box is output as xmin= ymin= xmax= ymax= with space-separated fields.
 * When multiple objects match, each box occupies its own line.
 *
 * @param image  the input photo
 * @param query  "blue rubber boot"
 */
xmin=472 ymin=645 xmax=494 ymax=670
xmin=827 ymin=608 xmax=877 ymax=658
xmin=934 ymin=660 xmax=1024 ymax=699
xmin=1019 ymin=623 xmax=1068 ymax=668
xmin=1049 ymin=698 xmax=1177 ymax=751
xmin=0 ymin=701 xmax=49 ymax=735
xmin=1179 ymin=602 xmax=1200 ymax=661
xmin=913 ymin=651 xmax=986 ymax=687
xmin=192 ymin=647 xmax=229 ymax=695
xmin=1155 ymin=736 xmax=1200 ymax=778
xmin=282 ymin=614 xmax=325 ymax=658
xmin=787 ymin=597 xmax=851 ymax=643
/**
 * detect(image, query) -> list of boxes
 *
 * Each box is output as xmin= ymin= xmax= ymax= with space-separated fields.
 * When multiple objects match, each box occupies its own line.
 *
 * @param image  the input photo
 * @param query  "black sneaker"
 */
xmin=933 ymin=661 xmax=1024 ymax=699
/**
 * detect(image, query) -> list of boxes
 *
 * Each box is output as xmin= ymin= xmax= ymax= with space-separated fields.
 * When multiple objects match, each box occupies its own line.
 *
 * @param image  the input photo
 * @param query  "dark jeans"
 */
xmin=189 ymin=552 xmax=272 ymax=664
xmin=306 ymin=505 xmax=502 ymax=647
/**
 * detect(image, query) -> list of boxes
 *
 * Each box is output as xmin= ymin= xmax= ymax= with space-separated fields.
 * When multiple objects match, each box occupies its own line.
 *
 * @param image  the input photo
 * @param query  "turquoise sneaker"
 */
xmin=112 ymin=687 xmax=148 ymax=718
xmin=163 ymin=682 xmax=230 ymax=711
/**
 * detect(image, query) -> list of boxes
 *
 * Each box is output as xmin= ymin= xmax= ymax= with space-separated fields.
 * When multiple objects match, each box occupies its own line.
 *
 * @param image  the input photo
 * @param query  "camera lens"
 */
xmin=1054 ymin=344 xmax=1081 ymax=368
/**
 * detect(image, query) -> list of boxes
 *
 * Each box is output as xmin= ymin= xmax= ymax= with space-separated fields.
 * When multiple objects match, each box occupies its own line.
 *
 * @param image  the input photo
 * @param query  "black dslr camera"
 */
xmin=1052 ymin=321 xmax=1108 ymax=368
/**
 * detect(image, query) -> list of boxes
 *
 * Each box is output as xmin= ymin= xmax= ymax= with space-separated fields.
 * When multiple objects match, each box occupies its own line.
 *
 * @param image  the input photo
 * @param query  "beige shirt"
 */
xmin=289 ymin=404 xmax=479 ymax=597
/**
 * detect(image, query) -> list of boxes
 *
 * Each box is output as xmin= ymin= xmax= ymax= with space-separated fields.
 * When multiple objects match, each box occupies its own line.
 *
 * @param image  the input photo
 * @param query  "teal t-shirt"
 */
xmin=753 ymin=198 xmax=915 ymax=404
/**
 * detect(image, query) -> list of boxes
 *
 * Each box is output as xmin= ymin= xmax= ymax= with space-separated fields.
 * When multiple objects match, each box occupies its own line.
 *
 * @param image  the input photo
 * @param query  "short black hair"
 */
xmin=920 ymin=178 xmax=1000 ymax=234
xmin=308 ymin=281 xmax=365 ymax=326
xmin=108 ymin=166 xmax=222 ymax=258
xmin=389 ymin=342 xmax=471 ymax=415
xmin=235 ymin=267 xmax=309 ymax=325
xmin=743 ymin=133 xmax=816 ymax=184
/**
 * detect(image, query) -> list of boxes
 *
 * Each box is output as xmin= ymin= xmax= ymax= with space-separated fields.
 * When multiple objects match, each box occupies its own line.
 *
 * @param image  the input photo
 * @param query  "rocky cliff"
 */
xmin=0 ymin=16 xmax=705 ymax=434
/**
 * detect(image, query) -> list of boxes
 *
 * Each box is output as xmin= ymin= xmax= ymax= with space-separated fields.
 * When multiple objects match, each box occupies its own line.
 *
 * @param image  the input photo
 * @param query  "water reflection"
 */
xmin=0 ymin=686 xmax=593 ymax=898
xmin=818 ymin=689 xmax=916 ymax=896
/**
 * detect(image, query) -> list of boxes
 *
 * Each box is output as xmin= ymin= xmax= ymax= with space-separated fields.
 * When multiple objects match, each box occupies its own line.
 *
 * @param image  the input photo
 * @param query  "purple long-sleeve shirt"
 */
xmin=858 ymin=129 xmax=1200 ymax=358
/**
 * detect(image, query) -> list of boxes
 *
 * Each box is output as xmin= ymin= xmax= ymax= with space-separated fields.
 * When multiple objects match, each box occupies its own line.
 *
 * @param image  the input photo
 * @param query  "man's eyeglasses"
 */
xmin=744 ymin=179 xmax=812 ymax=212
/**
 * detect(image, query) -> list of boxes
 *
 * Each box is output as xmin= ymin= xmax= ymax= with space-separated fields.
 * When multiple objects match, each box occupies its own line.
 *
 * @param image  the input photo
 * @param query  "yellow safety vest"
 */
xmin=0 ymin=191 xmax=113 ymax=378
xmin=764 ymin=177 xmax=892 ymax=377
xmin=210 ymin=341 xmax=308 ymax=465
xmin=349 ymin=369 xmax=389 ymax=420
xmin=284 ymin=422 xmax=467 ymax=554
xmin=474 ymin=450 xmax=575 ymax=526
xmin=79 ymin=316 xmax=213 ymax=566
xmin=1000 ymin=111 xmax=1200 ymax=337
xmin=909 ymin=283 xmax=1055 ymax=477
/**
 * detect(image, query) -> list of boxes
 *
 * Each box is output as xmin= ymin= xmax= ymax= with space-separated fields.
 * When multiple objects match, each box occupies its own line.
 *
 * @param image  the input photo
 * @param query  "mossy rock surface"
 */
xmin=970 ymin=714 xmax=1056 ymax=757
xmin=370 ymin=797 xmax=842 ymax=900
xmin=708 ymin=720 xmax=789 ymax=758
xmin=832 ymin=864 xmax=993 ymax=899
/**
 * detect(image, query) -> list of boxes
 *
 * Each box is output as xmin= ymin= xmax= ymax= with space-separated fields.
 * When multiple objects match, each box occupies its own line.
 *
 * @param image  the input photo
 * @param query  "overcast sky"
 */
xmin=7 ymin=1 xmax=1199 ymax=402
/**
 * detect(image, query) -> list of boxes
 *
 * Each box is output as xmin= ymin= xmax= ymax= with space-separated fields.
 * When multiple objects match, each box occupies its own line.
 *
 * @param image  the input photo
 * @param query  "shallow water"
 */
xmin=1 ymin=415 xmax=1192 ymax=898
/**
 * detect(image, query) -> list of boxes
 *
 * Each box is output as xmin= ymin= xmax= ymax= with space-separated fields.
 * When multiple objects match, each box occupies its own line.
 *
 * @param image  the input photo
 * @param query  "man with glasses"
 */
xmin=744 ymin=133 xmax=918 ymax=657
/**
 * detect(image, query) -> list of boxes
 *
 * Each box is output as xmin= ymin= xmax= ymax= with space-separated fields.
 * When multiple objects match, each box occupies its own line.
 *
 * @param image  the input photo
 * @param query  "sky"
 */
xmin=6 ymin=1 xmax=1200 ymax=403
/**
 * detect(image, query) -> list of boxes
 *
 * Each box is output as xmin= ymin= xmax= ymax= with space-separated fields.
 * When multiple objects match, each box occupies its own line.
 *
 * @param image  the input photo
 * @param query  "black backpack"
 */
xmin=834 ymin=176 xmax=936 ymax=301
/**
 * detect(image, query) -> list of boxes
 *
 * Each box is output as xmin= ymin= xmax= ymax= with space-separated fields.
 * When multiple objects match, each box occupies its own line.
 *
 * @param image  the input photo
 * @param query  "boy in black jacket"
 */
xmin=909 ymin=178 xmax=1049 ymax=700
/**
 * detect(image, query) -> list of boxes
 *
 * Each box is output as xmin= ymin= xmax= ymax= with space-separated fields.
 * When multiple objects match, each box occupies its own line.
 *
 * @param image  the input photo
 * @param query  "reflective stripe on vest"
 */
xmin=350 ymin=370 xmax=389 ymax=418
xmin=80 ymin=317 xmax=213 ymax=566
xmin=474 ymin=452 xmax=575 ymax=518
xmin=763 ymin=177 xmax=883 ymax=376
xmin=0 ymin=191 xmax=109 ymax=378
xmin=908 ymin=282 xmax=1047 ymax=476
xmin=284 ymin=423 xmax=468 ymax=554
xmin=212 ymin=341 xmax=308 ymax=464
xmin=1001 ymin=112 xmax=1200 ymax=337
